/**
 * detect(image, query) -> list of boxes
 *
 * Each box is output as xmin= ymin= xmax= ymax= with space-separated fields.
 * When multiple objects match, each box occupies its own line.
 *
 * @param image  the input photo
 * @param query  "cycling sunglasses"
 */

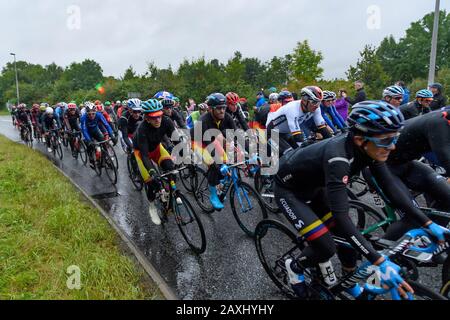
xmin=392 ymin=96 xmax=403 ymax=101
xmin=144 ymin=113 xmax=162 ymax=120
xmin=364 ymin=133 xmax=400 ymax=148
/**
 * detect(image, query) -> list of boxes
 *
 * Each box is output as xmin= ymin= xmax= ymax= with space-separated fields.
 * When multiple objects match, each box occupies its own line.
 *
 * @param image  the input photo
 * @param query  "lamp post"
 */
xmin=428 ymin=0 xmax=440 ymax=85
xmin=10 ymin=53 xmax=20 ymax=105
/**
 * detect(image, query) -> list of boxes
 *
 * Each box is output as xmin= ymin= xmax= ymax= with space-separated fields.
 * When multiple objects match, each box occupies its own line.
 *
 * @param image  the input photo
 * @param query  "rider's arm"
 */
xmin=314 ymin=108 xmax=333 ymax=139
xmin=80 ymin=115 xmax=92 ymax=142
xmin=98 ymin=113 xmax=114 ymax=137
xmin=118 ymin=117 xmax=133 ymax=149
xmin=325 ymin=157 xmax=382 ymax=263
xmin=428 ymin=115 xmax=450 ymax=173
xmin=173 ymin=110 xmax=187 ymax=129
xmin=135 ymin=128 xmax=154 ymax=172
xmin=369 ymin=161 xmax=430 ymax=226
xmin=236 ymin=106 xmax=249 ymax=131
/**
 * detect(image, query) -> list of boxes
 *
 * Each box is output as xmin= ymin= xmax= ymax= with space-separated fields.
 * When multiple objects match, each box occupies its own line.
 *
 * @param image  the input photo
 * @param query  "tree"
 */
xmin=62 ymin=59 xmax=103 ymax=91
xmin=289 ymin=40 xmax=323 ymax=82
xmin=123 ymin=66 xmax=137 ymax=81
xmin=347 ymin=45 xmax=390 ymax=99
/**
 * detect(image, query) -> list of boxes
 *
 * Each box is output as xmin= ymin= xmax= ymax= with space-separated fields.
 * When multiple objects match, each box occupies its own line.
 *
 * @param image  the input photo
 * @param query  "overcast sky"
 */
xmin=1 ymin=0 xmax=449 ymax=80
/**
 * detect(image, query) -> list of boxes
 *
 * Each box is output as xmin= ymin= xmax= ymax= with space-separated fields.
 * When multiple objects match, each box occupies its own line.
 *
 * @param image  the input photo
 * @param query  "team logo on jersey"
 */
xmin=342 ymin=176 xmax=349 ymax=185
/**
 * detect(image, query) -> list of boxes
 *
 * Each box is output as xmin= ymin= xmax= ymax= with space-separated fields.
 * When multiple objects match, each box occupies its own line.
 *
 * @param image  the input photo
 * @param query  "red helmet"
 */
xmin=96 ymin=104 xmax=104 ymax=111
xmin=226 ymin=92 xmax=240 ymax=106
xmin=32 ymin=104 xmax=40 ymax=110
xmin=68 ymin=103 xmax=77 ymax=110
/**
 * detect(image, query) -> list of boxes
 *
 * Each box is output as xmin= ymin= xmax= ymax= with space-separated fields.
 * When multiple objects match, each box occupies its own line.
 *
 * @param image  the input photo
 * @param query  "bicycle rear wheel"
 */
xmin=254 ymin=219 xmax=305 ymax=299
xmin=230 ymin=181 xmax=268 ymax=238
xmin=174 ymin=192 xmax=206 ymax=254
xmin=193 ymin=166 xmax=214 ymax=214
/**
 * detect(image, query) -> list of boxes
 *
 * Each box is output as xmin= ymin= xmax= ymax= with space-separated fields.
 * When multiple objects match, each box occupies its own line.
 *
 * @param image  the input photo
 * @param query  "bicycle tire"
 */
xmin=253 ymin=171 xmax=280 ymax=213
xmin=127 ymin=154 xmax=143 ymax=191
xmin=230 ymin=181 xmax=268 ymax=238
xmin=179 ymin=165 xmax=197 ymax=193
xmin=193 ymin=166 xmax=215 ymax=214
xmin=174 ymin=192 xmax=207 ymax=254
xmin=104 ymin=143 xmax=119 ymax=170
xmin=348 ymin=200 xmax=387 ymax=235
xmin=254 ymin=219 xmax=305 ymax=300
xmin=56 ymin=142 xmax=63 ymax=160
xmin=103 ymin=152 xmax=118 ymax=185
xmin=79 ymin=140 xmax=88 ymax=165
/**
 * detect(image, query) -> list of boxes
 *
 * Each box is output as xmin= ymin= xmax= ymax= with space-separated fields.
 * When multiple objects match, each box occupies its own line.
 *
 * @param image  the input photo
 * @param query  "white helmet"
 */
xmin=45 ymin=107 xmax=54 ymax=115
xmin=269 ymin=93 xmax=279 ymax=103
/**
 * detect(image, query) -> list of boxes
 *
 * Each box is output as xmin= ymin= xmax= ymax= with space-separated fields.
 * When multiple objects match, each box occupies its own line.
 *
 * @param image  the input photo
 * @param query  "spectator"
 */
xmin=187 ymin=98 xmax=197 ymax=115
xmin=429 ymin=83 xmax=447 ymax=111
xmin=335 ymin=89 xmax=350 ymax=121
xmin=345 ymin=80 xmax=366 ymax=105
xmin=255 ymin=91 xmax=267 ymax=110
xmin=395 ymin=80 xmax=410 ymax=105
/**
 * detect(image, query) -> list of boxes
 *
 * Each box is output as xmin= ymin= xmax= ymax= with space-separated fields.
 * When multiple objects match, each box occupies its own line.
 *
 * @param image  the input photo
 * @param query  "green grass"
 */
xmin=0 ymin=135 xmax=163 ymax=300
xmin=0 ymin=109 xmax=10 ymax=116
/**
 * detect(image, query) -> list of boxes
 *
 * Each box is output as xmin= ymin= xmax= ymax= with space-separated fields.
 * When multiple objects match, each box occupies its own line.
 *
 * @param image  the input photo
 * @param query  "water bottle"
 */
xmin=319 ymin=260 xmax=337 ymax=286
xmin=95 ymin=146 xmax=101 ymax=160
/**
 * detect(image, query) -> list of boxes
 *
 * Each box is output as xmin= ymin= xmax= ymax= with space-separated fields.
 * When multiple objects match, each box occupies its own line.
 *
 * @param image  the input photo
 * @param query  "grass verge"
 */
xmin=0 ymin=135 xmax=163 ymax=300
xmin=0 ymin=109 xmax=10 ymax=116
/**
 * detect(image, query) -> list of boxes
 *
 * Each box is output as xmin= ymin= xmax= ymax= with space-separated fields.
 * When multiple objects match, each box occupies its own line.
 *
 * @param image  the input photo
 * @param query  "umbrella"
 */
xmin=153 ymin=91 xmax=174 ymax=100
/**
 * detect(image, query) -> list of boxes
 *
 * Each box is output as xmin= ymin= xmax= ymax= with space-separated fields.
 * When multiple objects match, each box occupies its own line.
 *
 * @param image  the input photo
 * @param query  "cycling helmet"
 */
xmin=94 ymin=100 xmax=102 ymax=106
xmin=85 ymin=102 xmax=96 ymax=112
xmin=429 ymin=83 xmax=443 ymax=93
xmin=122 ymin=100 xmax=128 ymax=106
xmin=127 ymin=98 xmax=142 ymax=111
xmin=161 ymin=98 xmax=175 ymax=108
xmin=416 ymin=89 xmax=433 ymax=99
xmin=39 ymin=105 xmax=46 ymax=112
xmin=268 ymin=87 xmax=277 ymax=93
xmin=300 ymin=86 xmax=323 ymax=102
xmin=198 ymin=103 xmax=208 ymax=110
xmin=382 ymin=85 xmax=405 ymax=98
xmin=116 ymin=100 xmax=122 ymax=105
xmin=348 ymin=100 xmax=404 ymax=135
xmin=269 ymin=93 xmax=279 ymax=103
xmin=32 ymin=103 xmax=40 ymax=110
xmin=278 ymin=90 xmax=293 ymax=101
xmin=173 ymin=97 xmax=180 ymax=104
xmin=104 ymin=101 xmax=111 ymax=106
xmin=45 ymin=107 xmax=54 ymax=115
xmin=141 ymin=99 xmax=163 ymax=116
xmin=226 ymin=92 xmax=240 ymax=105
xmin=206 ymin=93 xmax=227 ymax=108
xmin=322 ymin=90 xmax=337 ymax=101
xmin=68 ymin=102 xmax=77 ymax=110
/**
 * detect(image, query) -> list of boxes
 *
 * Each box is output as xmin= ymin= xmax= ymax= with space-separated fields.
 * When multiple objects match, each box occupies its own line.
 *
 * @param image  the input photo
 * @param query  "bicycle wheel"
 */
xmin=103 ymin=152 xmax=118 ymax=185
xmin=254 ymin=219 xmax=305 ymax=299
xmin=230 ymin=181 xmax=268 ymax=238
xmin=348 ymin=200 xmax=387 ymax=237
xmin=348 ymin=175 xmax=369 ymax=198
xmin=56 ymin=141 xmax=63 ymax=160
xmin=174 ymin=192 xmax=207 ymax=254
xmin=62 ymin=133 xmax=69 ymax=148
xmin=78 ymin=140 xmax=88 ymax=165
xmin=25 ymin=129 xmax=33 ymax=148
xmin=193 ymin=166 xmax=215 ymax=214
xmin=179 ymin=165 xmax=197 ymax=193
xmin=254 ymin=171 xmax=280 ymax=214
xmin=127 ymin=154 xmax=143 ymax=191
xmin=104 ymin=143 xmax=119 ymax=170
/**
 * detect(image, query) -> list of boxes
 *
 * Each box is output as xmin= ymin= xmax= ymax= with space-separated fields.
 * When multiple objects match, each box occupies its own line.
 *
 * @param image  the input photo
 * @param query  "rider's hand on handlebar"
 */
xmin=375 ymin=256 xmax=414 ymax=299
xmin=426 ymin=222 xmax=450 ymax=244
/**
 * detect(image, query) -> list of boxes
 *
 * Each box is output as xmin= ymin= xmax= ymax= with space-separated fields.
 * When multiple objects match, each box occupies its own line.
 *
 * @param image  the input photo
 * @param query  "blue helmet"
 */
xmin=141 ymin=99 xmax=163 ymax=115
xmin=206 ymin=93 xmax=227 ymax=108
xmin=415 ymin=89 xmax=433 ymax=99
xmin=348 ymin=100 xmax=404 ymax=135
xmin=382 ymin=85 xmax=405 ymax=98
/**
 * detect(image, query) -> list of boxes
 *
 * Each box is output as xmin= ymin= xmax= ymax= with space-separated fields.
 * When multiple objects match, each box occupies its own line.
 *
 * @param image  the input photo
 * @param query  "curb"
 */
xmin=51 ymin=163 xmax=179 ymax=300
xmin=3 ymin=133 xmax=178 ymax=300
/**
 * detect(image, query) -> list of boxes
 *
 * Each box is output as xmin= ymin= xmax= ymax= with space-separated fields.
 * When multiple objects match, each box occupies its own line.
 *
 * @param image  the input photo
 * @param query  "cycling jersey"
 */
xmin=226 ymin=105 xmax=249 ymax=131
xmin=167 ymin=109 xmax=186 ymax=129
xmin=16 ymin=110 xmax=31 ymax=126
xmin=80 ymin=112 xmax=114 ymax=142
xmin=118 ymin=109 xmax=143 ymax=149
xmin=63 ymin=109 xmax=81 ymax=132
xmin=54 ymin=107 xmax=64 ymax=128
xmin=41 ymin=115 xmax=57 ymax=132
xmin=399 ymin=101 xmax=431 ymax=120
xmin=387 ymin=110 xmax=450 ymax=174
xmin=275 ymin=133 xmax=430 ymax=266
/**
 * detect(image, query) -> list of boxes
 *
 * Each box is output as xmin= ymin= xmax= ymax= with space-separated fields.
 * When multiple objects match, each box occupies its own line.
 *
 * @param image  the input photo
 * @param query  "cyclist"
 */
xmin=63 ymin=102 xmax=81 ymax=157
xmin=118 ymin=98 xmax=142 ymax=153
xmin=429 ymin=83 xmax=447 ymax=111
xmin=186 ymin=103 xmax=208 ymax=130
xmin=320 ymin=90 xmax=347 ymax=134
xmin=278 ymin=90 xmax=294 ymax=106
xmin=266 ymin=86 xmax=332 ymax=156
xmin=42 ymin=107 xmax=58 ymax=153
xmin=400 ymin=89 xmax=433 ymax=120
xmin=133 ymin=99 xmax=177 ymax=225
xmin=253 ymin=93 xmax=281 ymax=130
xmin=54 ymin=102 xmax=67 ymax=129
xmin=275 ymin=101 xmax=448 ymax=299
xmin=382 ymin=85 xmax=404 ymax=108
xmin=384 ymin=108 xmax=450 ymax=221
xmin=80 ymin=102 xmax=117 ymax=168
xmin=16 ymin=104 xmax=32 ymax=142
xmin=161 ymin=98 xmax=187 ymax=129
xmin=225 ymin=92 xmax=249 ymax=131
xmin=10 ymin=105 xmax=17 ymax=126
xmin=30 ymin=104 xmax=41 ymax=139
xmin=190 ymin=93 xmax=237 ymax=210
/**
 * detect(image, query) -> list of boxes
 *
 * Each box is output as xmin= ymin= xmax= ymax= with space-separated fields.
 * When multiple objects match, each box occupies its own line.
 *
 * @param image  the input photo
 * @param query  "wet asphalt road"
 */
xmin=0 ymin=116 xmax=443 ymax=299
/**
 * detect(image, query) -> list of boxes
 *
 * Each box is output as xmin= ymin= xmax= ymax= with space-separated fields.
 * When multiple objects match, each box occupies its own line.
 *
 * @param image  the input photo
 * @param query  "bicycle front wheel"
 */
xmin=254 ymin=219 xmax=305 ymax=300
xmin=193 ymin=166 xmax=215 ymax=214
xmin=230 ymin=181 xmax=268 ymax=238
xmin=56 ymin=142 xmax=63 ymax=160
xmin=104 ymin=143 xmax=119 ymax=170
xmin=103 ymin=153 xmax=118 ymax=185
xmin=174 ymin=192 xmax=207 ymax=254
xmin=127 ymin=154 xmax=143 ymax=191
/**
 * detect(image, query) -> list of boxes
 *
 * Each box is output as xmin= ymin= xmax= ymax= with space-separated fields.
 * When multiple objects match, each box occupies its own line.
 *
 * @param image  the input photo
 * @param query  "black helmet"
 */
xmin=161 ymin=98 xmax=175 ymax=108
xmin=348 ymin=100 xmax=404 ymax=136
xmin=278 ymin=90 xmax=293 ymax=102
xmin=429 ymin=83 xmax=443 ymax=93
xmin=206 ymin=93 xmax=227 ymax=108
